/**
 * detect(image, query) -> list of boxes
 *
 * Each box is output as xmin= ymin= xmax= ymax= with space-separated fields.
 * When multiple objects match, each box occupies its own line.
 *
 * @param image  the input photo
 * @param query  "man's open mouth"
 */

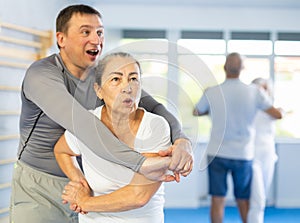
xmin=86 ymin=49 xmax=99 ymax=56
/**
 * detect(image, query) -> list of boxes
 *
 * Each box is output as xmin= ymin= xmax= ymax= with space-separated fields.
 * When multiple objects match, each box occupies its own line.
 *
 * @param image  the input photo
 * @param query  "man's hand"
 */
xmin=159 ymin=138 xmax=193 ymax=177
xmin=62 ymin=179 xmax=91 ymax=214
xmin=138 ymin=156 xmax=178 ymax=182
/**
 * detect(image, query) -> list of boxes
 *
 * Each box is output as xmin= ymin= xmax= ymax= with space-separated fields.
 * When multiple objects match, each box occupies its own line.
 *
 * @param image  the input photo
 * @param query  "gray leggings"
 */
xmin=9 ymin=160 xmax=78 ymax=223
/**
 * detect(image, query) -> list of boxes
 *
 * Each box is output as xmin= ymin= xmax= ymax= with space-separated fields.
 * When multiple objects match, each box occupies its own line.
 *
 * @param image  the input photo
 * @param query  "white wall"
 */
xmin=164 ymin=142 xmax=208 ymax=208
xmin=0 ymin=0 xmax=69 ymax=29
xmin=93 ymin=3 xmax=300 ymax=31
xmin=164 ymin=141 xmax=300 ymax=208
xmin=275 ymin=141 xmax=300 ymax=207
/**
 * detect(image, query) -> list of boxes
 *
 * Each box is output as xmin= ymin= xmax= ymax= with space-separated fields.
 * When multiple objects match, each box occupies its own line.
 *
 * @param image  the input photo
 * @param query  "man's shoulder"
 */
xmin=27 ymin=54 xmax=61 ymax=73
xmin=25 ymin=54 xmax=63 ymax=79
xmin=29 ymin=53 xmax=56 ymax=65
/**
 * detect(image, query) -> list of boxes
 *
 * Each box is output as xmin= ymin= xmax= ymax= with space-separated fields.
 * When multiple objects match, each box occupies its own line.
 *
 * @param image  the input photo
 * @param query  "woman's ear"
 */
xmin=94 ymin=83 xmax=103 ymax=100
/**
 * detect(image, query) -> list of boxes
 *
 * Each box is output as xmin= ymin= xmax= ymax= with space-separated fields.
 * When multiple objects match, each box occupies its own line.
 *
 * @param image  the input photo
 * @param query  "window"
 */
xmin=118 ymin=29 xmax=300 ymax=140
xmin=240 ymin=57 xmax=270 ymax=84
xmin=178 ymin=39 xmax=226 ymax=54
xmin=177 ymin=31 xmax=226 ymax=140
xmin=273 ymin=33 xmax=300 ymax=138
xmin=275 ymin=32 xmax=300 ymax=55
xmin=119 ymin=30 xmax=169 ymax=107
xmin=274 ymin=58 xmax=300 ymax=138
xmin=177 ymin=54 xmax=226 ymax=139
xmin=228 ymin=31 xmax=272 ymax=56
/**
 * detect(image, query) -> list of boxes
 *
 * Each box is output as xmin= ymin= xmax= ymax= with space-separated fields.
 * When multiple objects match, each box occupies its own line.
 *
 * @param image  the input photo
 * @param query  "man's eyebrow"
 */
xmin=79 ymin=25 xmax=104 ymax=29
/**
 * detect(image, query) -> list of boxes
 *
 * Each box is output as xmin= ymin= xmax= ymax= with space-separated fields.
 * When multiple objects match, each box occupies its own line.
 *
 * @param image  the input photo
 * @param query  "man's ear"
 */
xmin=56 ymin=32 xmax=65 ymax=48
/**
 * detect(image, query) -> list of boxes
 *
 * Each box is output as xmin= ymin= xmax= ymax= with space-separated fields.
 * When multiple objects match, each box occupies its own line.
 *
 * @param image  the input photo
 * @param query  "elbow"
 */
xmin=266 ymin=107 xmax=284 ymax=120
xmin=130 ymin=188 xmax=152 ymax=208
xmin=272 ymin=113 xmax=282 ymax=120
xmin=132 ymin=200 xmax=147 ymax=209
xmin=277 ymin=108 xmax=285 ymax=119
xmin=193 ymin=108 xmax=208 ymax=116
xmin=193 ymin=108 xmax=199 ymax=116
xmin=275 ymin=109 xmax=284 ymax=119
xmin=135 ymin=196 xmax=150 ymax=208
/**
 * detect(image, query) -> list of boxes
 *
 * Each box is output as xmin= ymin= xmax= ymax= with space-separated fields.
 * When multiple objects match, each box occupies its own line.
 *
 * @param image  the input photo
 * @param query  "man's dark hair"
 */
xmin=56 ymin=4 xmax=102 ymax=33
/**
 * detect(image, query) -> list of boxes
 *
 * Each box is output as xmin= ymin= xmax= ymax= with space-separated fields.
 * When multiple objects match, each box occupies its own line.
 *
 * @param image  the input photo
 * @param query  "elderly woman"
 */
xmin=54 ymin=52 xmax=173 ymax=223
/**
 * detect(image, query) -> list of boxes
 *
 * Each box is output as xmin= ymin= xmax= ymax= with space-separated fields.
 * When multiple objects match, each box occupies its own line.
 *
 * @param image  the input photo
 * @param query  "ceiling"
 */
xmin=81 ymin=0 xmax=300 ymax=8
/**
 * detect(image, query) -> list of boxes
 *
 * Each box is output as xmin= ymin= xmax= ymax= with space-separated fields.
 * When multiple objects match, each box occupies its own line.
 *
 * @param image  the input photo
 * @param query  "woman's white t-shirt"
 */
xmin=65 ymin=106 xmax=171 ymax=223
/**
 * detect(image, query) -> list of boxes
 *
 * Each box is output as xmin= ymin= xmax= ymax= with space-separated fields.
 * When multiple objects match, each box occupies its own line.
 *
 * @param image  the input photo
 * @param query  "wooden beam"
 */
xmin=0 ymin=35 xmax=42 ymax=48
xmin=0 ymin=207 xmax=9 ymax=215
xmin=0 ymin=22 xmax=51 ymax=38
xmin=0 ymin=159 xmax=16 ymax=165
xmin=0 ymin=22 xmax=53 ymax=62
xmin=38 ymin=31 xmax=54 ymax=59
xmin=0 ymin=183 xmax=12 ymax=190
xmin=0 ymin=60 xmax=29 ymax=69
xmin=0 ymin=86 xmax=21 ymax=91
xmin=0 ymin=110 xmax=21 ymax=115
xmin=0 ymin=46 xmax=38 ymax=61
xmin=0 ymin=134 xmax=19 ymax=141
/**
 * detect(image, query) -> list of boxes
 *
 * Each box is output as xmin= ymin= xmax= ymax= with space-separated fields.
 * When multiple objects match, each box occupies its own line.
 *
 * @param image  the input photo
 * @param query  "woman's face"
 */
xmin=96 ymin=56 xmax=141 ymax=115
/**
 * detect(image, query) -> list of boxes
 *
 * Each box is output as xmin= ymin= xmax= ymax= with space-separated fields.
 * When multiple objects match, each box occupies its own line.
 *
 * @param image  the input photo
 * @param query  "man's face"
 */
xmin=57 ymin=12 xmax=104 ymax=77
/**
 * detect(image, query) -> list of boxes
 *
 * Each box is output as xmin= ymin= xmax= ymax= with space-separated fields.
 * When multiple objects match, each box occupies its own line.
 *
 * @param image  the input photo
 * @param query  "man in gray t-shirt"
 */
xmin=10 ymin=4 xmax=193 ymax=223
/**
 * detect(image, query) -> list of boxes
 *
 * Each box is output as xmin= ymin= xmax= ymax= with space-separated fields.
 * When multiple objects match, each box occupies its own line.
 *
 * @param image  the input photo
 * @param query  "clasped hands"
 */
xmin=139 ymin=138 xmax=193 ymax=182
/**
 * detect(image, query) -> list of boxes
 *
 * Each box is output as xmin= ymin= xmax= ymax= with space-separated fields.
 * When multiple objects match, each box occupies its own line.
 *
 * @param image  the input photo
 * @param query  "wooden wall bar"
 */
xmin=0 ymin=21 xmax=53 ymax=220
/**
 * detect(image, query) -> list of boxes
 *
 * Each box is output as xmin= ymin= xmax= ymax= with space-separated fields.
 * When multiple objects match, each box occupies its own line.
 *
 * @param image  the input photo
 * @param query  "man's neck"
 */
xmin=226 ymin=74 xmax=240 ymax=79
xmin=59 ymin=52 xmax=87 ymax=80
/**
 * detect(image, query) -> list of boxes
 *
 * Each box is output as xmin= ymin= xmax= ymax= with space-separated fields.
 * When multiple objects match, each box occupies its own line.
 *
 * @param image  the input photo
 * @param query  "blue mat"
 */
xmin=164 ymin=207 xmax=300 ymax=223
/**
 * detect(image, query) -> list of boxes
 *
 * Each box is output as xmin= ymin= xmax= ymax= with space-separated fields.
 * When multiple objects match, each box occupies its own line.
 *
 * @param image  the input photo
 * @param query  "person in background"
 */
xmin=247 ymin=78 xmax=285 ymax=223
xmin=10 ymin=4 xmax=193 ymax=223
xmin=55 ymin=52 xmax=173 ymax=223
xmin=193 ymin=52 xmax=283 ymax=223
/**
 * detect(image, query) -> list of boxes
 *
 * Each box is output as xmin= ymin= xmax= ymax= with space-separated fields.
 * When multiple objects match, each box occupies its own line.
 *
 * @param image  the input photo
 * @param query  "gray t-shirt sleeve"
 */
xmin=23 ymin=64 xmax=145 ymax=172
xmin=139 ymin=90 xmax=189 ymax=143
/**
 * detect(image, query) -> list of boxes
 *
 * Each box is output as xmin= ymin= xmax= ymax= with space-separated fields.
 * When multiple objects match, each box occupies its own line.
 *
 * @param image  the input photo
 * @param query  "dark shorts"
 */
xmin=207 ymin=156 xmax=252 ymax=199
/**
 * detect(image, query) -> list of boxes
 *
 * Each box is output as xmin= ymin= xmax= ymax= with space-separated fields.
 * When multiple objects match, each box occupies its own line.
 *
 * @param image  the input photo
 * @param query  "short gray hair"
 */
xmin=95 ymin=52 xmax=141 ymax=86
